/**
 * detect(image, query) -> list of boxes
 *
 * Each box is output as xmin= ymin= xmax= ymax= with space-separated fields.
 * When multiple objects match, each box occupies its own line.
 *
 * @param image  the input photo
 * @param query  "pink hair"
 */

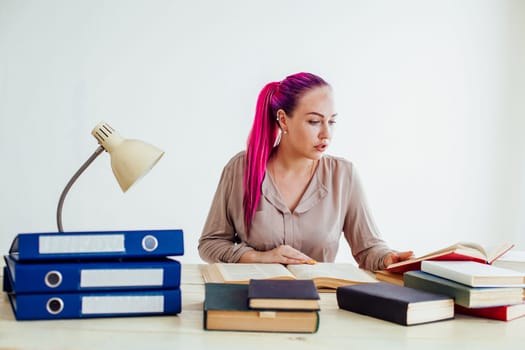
xmin=243 ymin=72 xmax=328 ymax=234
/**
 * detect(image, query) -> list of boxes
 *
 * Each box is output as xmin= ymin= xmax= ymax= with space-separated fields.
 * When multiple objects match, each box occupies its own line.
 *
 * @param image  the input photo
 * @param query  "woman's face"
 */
xmin=279 ymin=85 xmax=337 ymax=160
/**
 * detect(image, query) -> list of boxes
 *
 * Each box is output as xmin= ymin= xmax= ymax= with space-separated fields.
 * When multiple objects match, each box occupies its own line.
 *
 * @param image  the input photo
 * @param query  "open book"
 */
xmin=385 ymin=241 xmax=514 ymax=274
xmin=200 ymin=263 xmax=378 ymax=291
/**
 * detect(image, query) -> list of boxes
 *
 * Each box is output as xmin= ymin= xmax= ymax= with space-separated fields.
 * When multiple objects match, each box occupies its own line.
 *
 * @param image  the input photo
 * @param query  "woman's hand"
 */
xmin=382 ymin=250 xmax=414 ymax=269
xmin=239 ymin=245 xmax=316 ymax=264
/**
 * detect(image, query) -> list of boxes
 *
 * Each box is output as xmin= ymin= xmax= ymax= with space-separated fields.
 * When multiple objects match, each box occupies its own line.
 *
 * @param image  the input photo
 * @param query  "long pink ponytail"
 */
xmin=243 ymin=73 xmax=328 ymax=234
xmin=243 ymin=82 xmax=280 ymax=233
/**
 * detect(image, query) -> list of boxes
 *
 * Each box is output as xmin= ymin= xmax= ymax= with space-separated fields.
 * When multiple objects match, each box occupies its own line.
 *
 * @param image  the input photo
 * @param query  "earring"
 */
xmin=283 ymin=130 xmax=288 ymax=134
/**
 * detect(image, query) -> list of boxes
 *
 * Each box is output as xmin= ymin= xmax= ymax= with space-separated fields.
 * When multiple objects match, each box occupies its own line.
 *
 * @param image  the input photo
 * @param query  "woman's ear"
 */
xmin=276 ymin=109 xmax=288 ymax=133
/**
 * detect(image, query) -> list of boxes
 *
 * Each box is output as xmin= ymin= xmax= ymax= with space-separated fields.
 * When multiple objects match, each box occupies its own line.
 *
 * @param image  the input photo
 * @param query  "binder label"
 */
xmin=39 ymin=235 xmax=125 ymax=254
xmin=80 ymin=269 xmax=164 ymax=287
xmin=81 ymin=295 xmax=165 ymax=314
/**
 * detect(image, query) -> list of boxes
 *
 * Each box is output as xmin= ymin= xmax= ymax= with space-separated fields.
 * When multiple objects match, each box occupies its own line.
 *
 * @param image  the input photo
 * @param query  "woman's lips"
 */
xmin=315 ymin=140 xmax=330 ymax=152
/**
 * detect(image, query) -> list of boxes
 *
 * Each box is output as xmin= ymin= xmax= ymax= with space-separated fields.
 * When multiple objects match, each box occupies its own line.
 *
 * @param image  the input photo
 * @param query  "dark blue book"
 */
xmin=337 ymin=282 xmax=454 ymax=326
xmin=9 ymin=229 xmax=184 ymax=261
xmin=248 ymin=279 xmax=320 ymax=310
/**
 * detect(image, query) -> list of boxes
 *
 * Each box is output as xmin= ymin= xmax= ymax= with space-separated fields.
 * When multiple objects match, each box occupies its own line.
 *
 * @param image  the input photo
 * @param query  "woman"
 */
xmin=198 ymin=72 xmax=412 ymax=270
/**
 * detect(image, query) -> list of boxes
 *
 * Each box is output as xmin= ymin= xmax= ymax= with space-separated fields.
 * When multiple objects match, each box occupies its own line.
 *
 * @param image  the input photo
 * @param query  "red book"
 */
xmin=455 ymin=303 xmax=525 ymax=321
xmin=385 ymin=242 xmax=514 ymax=274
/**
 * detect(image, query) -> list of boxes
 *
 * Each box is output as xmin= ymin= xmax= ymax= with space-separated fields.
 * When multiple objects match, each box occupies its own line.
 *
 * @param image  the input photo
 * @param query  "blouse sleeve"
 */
xmin=343 ymin=163 xmax=393 ymax=271
xmin=198 ymin=156 xmax=254 ymax=263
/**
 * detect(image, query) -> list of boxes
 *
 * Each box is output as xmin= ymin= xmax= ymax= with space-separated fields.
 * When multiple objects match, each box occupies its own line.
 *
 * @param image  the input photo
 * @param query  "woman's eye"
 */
xmin=309 ymin=120 xmax=321 ymax=125
xmin=329 ymin=120 xmax=337 ymax=125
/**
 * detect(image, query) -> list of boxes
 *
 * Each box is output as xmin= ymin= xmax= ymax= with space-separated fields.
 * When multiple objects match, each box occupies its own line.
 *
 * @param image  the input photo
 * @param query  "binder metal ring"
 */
xmin=46 ymin=297 xmax=64 ymax=315
xmin=142 ymin=235 xmax=158 ymax=252
xmin=45 ymin=270 xmax=63 ymax=288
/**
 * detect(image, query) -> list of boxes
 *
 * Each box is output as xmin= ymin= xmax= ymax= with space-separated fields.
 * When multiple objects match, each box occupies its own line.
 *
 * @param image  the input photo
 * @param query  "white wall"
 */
xmin=1 ymin=0 xmax=523 ymax=263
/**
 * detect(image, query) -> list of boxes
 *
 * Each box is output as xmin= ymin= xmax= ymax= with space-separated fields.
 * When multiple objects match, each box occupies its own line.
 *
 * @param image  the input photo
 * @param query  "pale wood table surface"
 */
xmin=1 ymin=264 xmax=524 ymax=350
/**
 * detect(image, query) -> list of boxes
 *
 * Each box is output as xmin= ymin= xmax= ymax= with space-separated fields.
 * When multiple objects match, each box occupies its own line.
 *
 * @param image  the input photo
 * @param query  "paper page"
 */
xmin=287 ymin=263 xmax=377 ymax=283
xmin=216 ymin=263 xmax=294 ymax=282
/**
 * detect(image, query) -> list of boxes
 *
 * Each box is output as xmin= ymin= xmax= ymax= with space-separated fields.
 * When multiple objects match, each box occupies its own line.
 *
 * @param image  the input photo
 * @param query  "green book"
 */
xmin=203 ymin=283 xmax=319 ymax=333
xmin=404 ymin=271 xmax=523 ymax=308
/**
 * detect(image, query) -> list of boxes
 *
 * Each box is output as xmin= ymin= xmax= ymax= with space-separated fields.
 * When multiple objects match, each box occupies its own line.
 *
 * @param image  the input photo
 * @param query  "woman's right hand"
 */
xmin=239 ymin=245 xmax=316 ymax=265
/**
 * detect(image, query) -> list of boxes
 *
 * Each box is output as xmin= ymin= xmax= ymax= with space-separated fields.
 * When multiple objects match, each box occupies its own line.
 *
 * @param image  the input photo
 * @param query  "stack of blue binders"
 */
xmin=2 ymin=229 xmax=184 ymax=320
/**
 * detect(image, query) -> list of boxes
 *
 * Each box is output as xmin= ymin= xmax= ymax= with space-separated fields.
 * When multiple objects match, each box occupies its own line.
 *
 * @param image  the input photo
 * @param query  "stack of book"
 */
xmin=2 ymin=229 xmax=184 ymax=320
xmin=404 ymin=260 xmax=525 ymax=321
xmin=203 ymin=279 xmax=320 ymax=333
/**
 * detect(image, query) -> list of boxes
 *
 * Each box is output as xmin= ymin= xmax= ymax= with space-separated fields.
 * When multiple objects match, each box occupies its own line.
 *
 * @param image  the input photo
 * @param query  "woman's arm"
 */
xmin=198 ymin=155 xmax=254 ymax=263
xmin=343 ymin=162 xmax=399 ymax=270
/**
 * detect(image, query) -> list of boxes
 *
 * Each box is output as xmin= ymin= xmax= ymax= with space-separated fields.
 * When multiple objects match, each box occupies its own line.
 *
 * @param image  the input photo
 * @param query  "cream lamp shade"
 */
xmin=56 ymin=121 xmax=164 ymax=231
xmin=92 ymin=122 xmax=164 ymax=192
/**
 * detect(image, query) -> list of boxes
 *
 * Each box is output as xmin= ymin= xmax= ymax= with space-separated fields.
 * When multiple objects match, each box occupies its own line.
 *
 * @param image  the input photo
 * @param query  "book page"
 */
xmin=417 ymin=242 xmax=485 ymax=260
xmin=286 ymin=263 xmax=377 ymax=283
xmin=215 ymin=263 xmax=295 ymax=283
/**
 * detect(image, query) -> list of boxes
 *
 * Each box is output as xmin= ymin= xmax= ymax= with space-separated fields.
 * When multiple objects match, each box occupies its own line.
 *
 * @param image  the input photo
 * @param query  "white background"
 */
xmin=1 ymin=0 xmax=524 ymax=264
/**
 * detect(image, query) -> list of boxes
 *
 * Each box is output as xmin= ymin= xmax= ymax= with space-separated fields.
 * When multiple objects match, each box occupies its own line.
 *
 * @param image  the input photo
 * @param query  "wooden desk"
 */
xmin=1 ymin=264 xmax=524 ymax=350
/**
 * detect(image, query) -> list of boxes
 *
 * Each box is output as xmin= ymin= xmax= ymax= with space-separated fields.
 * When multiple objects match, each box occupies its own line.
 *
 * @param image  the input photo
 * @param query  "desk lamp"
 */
xmin=56 ymin=121 xmax=164 ymax=232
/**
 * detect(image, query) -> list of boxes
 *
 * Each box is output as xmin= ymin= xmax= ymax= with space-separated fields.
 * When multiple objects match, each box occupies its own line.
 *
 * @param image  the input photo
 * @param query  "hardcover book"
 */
xmin=203 ymin=283 xmax=319 ymax=333
xmin=455 ymin=303 xmax=525 ymax=321
xmin=200 ymin=262 xmax=377 ymax=291
xmin=404 ymin=270 xmax=523 ymax=308
xmin=421 ymin=260 xmax=525 ymax=287
xmin=385 ymin=241 xmax=514 ymax=274
xmin=247 ymin=279 xmax=320 ymax=310
xmin=336 ymin=282 xmax=454 ymax=326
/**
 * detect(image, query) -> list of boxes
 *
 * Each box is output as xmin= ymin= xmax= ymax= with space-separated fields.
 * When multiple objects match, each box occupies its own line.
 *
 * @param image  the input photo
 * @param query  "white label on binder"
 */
xmin=39 ymin=235 xmax=125 ymax=254
xmin=81 ymin=295 xmax=165 ymax=314
xmin=80 ymin=269 xmax=164 ymax=287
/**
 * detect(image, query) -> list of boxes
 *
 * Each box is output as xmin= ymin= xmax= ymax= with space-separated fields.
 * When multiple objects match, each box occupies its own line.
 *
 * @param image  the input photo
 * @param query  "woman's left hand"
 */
xmin=382 ymin=250 xmax=414 ymax=268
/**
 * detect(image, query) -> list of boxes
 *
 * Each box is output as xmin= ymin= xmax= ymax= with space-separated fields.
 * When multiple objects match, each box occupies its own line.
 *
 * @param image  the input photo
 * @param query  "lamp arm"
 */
xmin=56 ymin=145 xmax=105 ymax=232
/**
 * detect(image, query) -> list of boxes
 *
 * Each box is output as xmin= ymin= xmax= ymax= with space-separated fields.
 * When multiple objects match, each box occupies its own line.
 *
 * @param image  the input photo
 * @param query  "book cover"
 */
xmin=404 ymin=270 xmax=523 ymax=308
xmin=247 ymin=279 xmax=320 ymax=310
xmin=385 ymin=242 xmax=514 ymax=274
xmin=421 ymin=260 xmax=525 ymax=287
xmin=200 ymin=262 xmax=377 ymax=291
xmin=9 ymin=229 xmax=184 ymax=261
xmin=4 ymin=273 xmax=182 ymax=320
xmin=203 ymin=283 xmax=319 ymax=333
xmin=455 ymin=303 xmax=525 ymax=321
xmin=336 ymin=282 xmax=454 ymax=326
xmin=4 ymin=255 xmax=181 ymax=293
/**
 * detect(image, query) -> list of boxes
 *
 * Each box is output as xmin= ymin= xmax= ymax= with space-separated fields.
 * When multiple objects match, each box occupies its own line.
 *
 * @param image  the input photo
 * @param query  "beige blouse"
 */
xmin=198 ymin=151 xmax=393 ymax=271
